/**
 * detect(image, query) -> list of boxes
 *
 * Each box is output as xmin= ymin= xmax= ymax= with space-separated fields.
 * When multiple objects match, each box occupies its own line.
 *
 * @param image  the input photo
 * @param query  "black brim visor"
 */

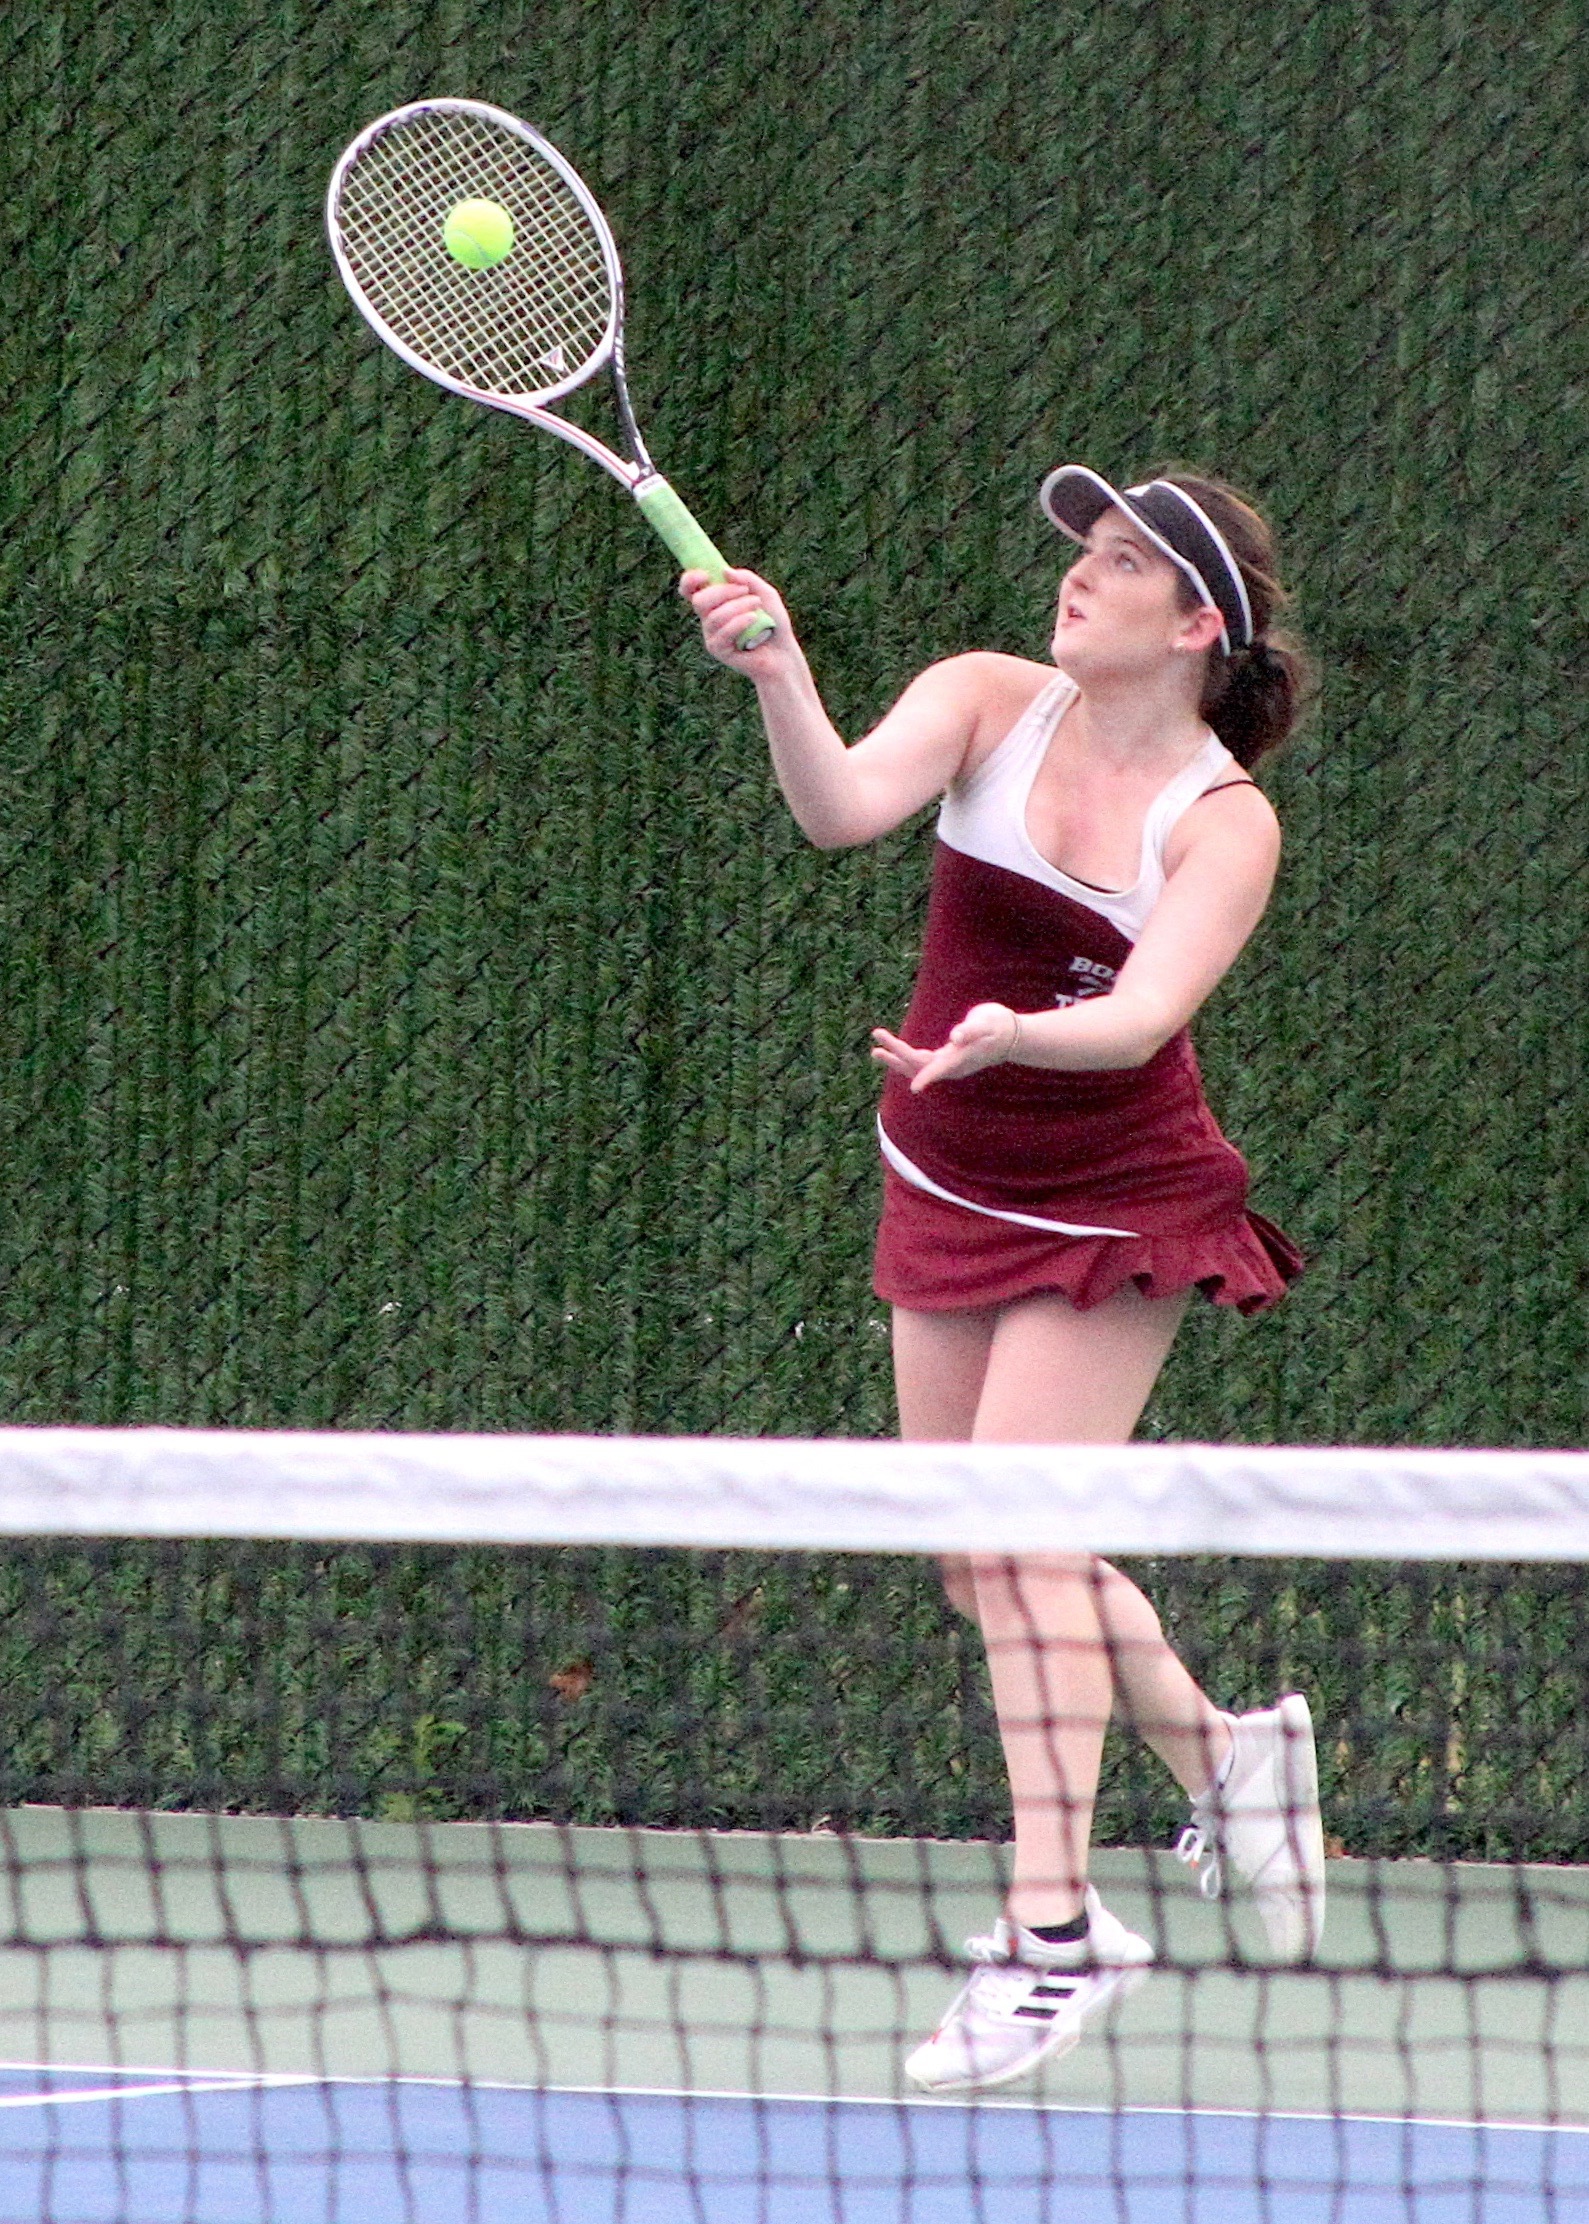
xmin=1038 ymin=466 xmax=1253 ymax=654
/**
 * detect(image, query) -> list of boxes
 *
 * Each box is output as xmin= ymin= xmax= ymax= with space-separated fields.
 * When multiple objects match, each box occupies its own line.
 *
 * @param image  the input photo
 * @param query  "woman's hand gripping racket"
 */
xmin=326 ymin=97 xmax=773 ymax=650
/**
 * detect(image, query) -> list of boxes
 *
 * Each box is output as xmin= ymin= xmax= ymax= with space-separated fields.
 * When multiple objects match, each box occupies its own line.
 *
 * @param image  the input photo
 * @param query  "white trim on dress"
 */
xmin=878 ymin=1117 xmax=1140 ymax=1241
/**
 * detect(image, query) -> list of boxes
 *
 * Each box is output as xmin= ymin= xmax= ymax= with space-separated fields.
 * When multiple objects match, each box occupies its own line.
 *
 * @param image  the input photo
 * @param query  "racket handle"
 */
xmin=634 ymin=476 xmax=775 ymax=651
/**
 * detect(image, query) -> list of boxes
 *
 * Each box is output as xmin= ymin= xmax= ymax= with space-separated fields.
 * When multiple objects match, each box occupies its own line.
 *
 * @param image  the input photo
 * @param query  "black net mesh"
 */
xmin=0 ymin=4 xmax=1587 ymax=2209
xmin=0 ymin=1452 xmax=1581 ymax=2217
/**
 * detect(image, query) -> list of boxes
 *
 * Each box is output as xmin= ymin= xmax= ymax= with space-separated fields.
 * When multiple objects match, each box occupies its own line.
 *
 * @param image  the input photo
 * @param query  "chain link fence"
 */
xmin=0 ymin=0 xmax=1586 ymax=1847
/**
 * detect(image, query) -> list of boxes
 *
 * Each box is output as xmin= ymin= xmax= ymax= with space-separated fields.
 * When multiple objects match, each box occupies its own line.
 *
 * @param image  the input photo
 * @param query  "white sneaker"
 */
xmin=904 ymin=1887 xmax=1152 ymax=2094
xmin=1176 ymin=1692 xmax=1326 ymax=1960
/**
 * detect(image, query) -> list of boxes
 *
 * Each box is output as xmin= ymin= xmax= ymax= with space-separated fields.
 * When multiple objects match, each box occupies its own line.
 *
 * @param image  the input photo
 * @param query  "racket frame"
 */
xmin=326 ymin=98 xmax=772 ymax=643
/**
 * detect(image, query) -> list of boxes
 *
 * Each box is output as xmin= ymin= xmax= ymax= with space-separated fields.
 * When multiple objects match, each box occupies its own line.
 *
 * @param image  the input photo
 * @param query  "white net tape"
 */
xmin=334 ymin=108 xmax=614 ymax=398
xmin=2 ymin=1429 xmax=1588 ymax=1556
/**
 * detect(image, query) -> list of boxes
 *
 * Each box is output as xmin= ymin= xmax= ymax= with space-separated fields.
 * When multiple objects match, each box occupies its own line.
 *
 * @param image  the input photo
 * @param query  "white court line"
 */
xmin=0 ymin=2064 xmax=318 ymax=2115
xmin=0 ymin=2060 xmax=274 ymax=2078
xmin=0 ymin=2063 xmax=1580 ymax=2143
xmin=527 ymin=2081 xmax=1589 ymax=2139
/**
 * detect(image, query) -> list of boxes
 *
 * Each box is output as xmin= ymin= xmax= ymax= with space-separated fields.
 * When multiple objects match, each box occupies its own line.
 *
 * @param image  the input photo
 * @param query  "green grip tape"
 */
xmin=635 ymin=478 xmax=775 ymax=650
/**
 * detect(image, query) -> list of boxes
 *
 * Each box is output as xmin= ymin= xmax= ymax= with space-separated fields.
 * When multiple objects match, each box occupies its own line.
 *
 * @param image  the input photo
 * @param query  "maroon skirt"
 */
xmin=873 ymin=1163 xmax=1302 ymax=1315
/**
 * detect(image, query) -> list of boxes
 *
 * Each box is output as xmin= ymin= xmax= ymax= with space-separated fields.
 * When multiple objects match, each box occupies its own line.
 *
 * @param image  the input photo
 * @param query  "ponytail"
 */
xmin=1157 ymin=470 xmax=1315 ymax=767
xmin=1201 ymin=632 xmax=1311 ymax=769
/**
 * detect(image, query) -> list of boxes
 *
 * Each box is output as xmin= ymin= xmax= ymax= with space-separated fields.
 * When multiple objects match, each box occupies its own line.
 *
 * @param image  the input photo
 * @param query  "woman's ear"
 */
xmin=1172 ymin=602 xmax=1227 ymax=656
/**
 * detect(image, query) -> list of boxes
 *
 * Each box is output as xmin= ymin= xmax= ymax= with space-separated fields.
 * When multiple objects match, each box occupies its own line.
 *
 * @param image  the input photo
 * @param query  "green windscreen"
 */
xmin=0 ymin=0 xmax=1584 ymax=1844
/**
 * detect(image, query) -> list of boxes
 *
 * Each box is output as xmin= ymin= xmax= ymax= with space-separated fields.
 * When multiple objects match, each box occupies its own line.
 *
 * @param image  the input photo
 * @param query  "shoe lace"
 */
xmin=964 ymin=1931 xmax=1014 ymax=1967
xmin=1176 ymin=1807 xmax=1223 ymax=1900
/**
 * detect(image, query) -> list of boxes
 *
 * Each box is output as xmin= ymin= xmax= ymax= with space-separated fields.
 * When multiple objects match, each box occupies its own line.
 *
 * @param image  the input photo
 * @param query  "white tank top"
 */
xmin=937 ymin=672 xmax=1240 ymax=944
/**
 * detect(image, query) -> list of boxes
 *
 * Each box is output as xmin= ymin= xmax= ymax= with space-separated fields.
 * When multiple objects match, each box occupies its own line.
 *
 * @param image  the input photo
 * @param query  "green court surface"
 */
xmin=0 ymin=1805 xmax=1581 ymax=2126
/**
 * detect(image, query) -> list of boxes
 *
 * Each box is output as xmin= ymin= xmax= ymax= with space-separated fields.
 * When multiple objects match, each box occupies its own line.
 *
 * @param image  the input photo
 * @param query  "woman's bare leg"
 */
xmin=897 ymin=1286 xmax=1231 ymax=1929
xmin=979 ymin=1290 xmax=1233 ymax=1793
xmin=892 ymin=1304 xmax=997 ymax=1623
xmin=1091 ymin=1562 xmax=1231 ymax=1796
xmin=973 ymin=1288 xmax=1198 ymax=1925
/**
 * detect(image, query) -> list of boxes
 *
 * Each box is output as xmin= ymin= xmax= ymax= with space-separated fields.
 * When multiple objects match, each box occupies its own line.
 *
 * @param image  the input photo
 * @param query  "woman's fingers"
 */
xmin=870 ymin=1027 xmax=930 ymax=1078
xmin=871 ymin=1006 xmax=1017 ymax=1092
xmin=679 ymin=564 xmax=781 ymax=610
xmin=683 ymin=568 xmax=790 ymax=669
xmin=909 ymin=1044 xmax=966 ymax=1091
xmin=872 ymin=1025 xmax=975 ymax=1090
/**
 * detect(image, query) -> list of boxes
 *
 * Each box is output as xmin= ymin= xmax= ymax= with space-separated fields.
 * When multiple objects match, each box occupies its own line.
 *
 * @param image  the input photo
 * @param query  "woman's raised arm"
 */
xmin=684 ymin=566 xmax=1013 ymax=850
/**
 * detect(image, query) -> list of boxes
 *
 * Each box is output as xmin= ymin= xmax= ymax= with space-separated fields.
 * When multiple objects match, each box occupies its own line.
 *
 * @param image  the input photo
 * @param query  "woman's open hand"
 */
xmin=871 ymin=1003 xmax=1021 ymax=1092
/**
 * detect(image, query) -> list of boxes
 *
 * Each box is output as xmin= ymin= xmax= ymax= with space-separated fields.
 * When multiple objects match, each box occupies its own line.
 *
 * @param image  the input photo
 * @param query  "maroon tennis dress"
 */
xmin=873 ymin=673 xmax=1302 ymax=1315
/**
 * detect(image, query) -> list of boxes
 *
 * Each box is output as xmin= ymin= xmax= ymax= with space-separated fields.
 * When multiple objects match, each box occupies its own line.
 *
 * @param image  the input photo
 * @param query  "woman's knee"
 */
xmin=1092 ymin=1557 xmax=1169 ymax=1642
xmin=966 ymin=1551 xmax=1101 ymax=1632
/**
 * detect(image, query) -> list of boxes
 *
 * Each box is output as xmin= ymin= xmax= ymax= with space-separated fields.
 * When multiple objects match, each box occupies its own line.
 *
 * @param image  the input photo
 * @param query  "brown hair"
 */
xmin=1158 ymin=470 xmax=1313 ymax=768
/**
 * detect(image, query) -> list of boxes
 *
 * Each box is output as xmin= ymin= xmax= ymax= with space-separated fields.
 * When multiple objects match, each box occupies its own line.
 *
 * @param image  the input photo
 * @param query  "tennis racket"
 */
xmin=326 ymin=97 xmax=773 ymax=649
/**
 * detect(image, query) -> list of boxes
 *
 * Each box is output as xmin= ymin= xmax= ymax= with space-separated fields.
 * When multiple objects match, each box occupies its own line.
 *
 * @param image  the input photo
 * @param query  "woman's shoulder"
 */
xmin=915 ymin=652 xmax=1060 ymax=769
xmin=1162 ymin=764 xmax=1282 ymax=878
xmin=925 ymin=649 xmax=1054 ymax=701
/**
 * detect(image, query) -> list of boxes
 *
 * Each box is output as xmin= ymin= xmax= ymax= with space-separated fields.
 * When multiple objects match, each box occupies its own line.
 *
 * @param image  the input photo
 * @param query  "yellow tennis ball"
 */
xmin=443 ymin=198 xmax=515 ymax=269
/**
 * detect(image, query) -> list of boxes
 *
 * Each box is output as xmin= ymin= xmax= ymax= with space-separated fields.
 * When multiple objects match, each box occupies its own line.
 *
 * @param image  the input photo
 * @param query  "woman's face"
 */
xmin=1050 ymin=508 xmax=1216 ymax=680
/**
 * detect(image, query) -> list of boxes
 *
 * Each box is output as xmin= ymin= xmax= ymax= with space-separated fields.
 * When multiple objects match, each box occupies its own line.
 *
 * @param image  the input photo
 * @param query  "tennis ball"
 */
xmin=443 ymin=198 xmax=515 ymax=270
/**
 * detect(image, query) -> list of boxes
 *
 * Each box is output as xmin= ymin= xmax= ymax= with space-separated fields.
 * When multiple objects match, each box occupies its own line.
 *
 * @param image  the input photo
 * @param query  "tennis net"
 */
xmin=0 ymin=1426 xmax=1586 ymax=2222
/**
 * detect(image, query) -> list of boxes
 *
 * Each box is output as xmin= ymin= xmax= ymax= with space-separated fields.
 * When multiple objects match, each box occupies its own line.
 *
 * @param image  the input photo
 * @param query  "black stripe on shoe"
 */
xmin=1013 ymin=1978 xmax=1083 ymax=2019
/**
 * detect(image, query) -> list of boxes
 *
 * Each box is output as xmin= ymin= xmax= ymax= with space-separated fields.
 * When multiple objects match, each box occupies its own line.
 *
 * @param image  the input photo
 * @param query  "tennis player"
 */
xmin=684 ymin=465 xmax=1325 ymax=2093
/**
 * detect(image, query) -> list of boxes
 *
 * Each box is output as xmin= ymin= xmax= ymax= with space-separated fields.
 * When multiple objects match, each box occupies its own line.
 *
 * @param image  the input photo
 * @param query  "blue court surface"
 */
xmin=0 ymin=2069 xmax=1586 ymax=2224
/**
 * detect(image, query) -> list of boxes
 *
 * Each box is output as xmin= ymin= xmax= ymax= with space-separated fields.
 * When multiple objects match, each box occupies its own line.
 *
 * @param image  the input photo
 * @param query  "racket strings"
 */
xmin=334 ymin=109 xmax=614 ymax=400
